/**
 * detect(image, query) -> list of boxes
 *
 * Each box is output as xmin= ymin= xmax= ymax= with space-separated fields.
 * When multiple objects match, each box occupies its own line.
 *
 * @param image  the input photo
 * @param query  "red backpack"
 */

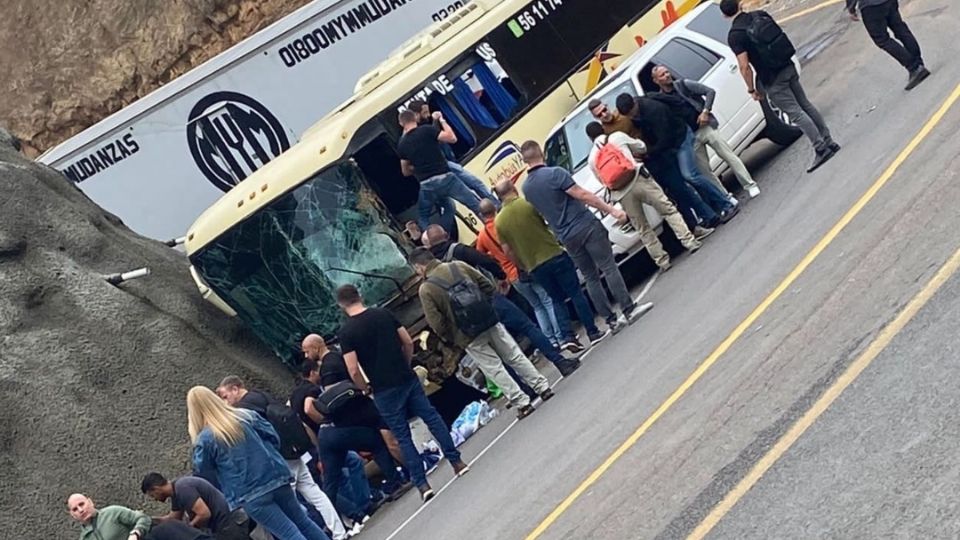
xmin=594 ymin=135 xmax=636 ymax=190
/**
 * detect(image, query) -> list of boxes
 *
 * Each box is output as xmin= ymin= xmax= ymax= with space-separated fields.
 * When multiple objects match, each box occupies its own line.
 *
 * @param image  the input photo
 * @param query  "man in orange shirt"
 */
xmin=476 ymin=199 xmax=577 ymax=355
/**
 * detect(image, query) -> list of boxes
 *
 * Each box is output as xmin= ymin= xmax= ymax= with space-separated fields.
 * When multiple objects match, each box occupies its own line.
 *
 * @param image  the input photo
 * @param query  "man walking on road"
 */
xmin=651 ymin=64 xmax=760 ymax=199
xmin=847 ymin=0 xmax=929 ymax=89
xmin=721 ymin=0 xmax=839 ymax=173
xmin=493 ymin=180 xmax=599 ymax=350
xmin=397 ymin=109 xmax=483 ymax=235
xmin=586 ymin=121 xmax=701 ymax=272
xmin=520 ymin=140 xmax=653 ymax=335
xmin=409 ymin=247 xmax=555 ymax=418
xmin=334 ymin=284 xmax=469 ymax=503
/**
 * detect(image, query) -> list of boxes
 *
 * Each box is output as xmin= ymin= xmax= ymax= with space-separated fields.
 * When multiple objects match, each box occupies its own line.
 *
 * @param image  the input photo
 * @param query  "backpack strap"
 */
xmin=444 ymin=243 xmax=458 ymax=262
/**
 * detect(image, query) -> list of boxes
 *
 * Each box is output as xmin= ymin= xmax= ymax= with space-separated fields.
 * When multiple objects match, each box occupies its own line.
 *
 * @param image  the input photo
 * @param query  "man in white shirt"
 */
xmin=586 ymin=121 xmax=703 ymax=272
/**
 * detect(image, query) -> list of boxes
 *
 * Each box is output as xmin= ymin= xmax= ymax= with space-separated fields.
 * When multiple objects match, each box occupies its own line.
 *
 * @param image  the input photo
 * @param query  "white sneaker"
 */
xmin=747 ymin=185 xmax=760 ymax=198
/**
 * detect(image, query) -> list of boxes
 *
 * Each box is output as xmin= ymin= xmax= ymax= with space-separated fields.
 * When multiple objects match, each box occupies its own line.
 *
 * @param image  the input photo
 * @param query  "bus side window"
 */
xmin=428 ymin=94 xmax=477 ymax=160
xmin=438 ymin=57 xmax=524 ymax=161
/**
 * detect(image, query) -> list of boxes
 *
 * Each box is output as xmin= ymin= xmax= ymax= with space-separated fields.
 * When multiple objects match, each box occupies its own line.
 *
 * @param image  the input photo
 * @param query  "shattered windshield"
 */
xmin=190 ymin=161 xmax=414 ymax=363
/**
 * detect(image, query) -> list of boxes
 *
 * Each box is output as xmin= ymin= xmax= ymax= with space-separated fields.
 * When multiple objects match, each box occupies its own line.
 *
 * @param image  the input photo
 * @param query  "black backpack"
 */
xmin=746 ymin=12 xmax=795 ymax=67
xmin=314 ymin=381 xmax=362 ymax=416
xmin=426 ymin=262 xmax=499 ymax=339
xmin=244 ymin=391 xmax=313 ymax=460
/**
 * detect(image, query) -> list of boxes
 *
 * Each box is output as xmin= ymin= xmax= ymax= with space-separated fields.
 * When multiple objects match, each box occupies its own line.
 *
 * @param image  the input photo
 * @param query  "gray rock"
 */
xmin=0 ymin=146 xmax=293 ymax=538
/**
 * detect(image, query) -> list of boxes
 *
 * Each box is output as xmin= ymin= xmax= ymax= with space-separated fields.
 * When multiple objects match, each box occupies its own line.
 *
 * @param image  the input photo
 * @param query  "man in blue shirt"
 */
xmin=520 ymin=140 xmax=653 ymax=341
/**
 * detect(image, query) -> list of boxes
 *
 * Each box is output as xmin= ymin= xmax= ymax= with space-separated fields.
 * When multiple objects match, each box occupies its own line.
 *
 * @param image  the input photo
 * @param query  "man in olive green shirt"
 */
xmin=69 ymin=493 xmax=152 ymax=540
xmin=493 ymin=180 xmax=603 ymax=350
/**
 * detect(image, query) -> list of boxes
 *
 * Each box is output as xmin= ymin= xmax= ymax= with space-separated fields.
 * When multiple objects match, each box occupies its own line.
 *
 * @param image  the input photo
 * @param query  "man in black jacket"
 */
xmin=422 ymin=225 xmax=581 ymax=377
xmin=847 ymin=0 xmax=928 ymax=89
xmin=652 ymin=64 xmax=760 ymax=199
xmin=615 ymin=93 xmax=719 ymax=232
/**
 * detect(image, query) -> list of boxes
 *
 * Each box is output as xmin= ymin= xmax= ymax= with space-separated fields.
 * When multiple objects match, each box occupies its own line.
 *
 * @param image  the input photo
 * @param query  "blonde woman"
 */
xmin=187 ymin=386 xmax=330 ymax=540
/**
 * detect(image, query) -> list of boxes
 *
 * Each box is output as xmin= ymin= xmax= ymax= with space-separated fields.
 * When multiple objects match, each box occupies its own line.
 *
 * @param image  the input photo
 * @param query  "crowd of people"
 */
xmin=67 ymin=1 xmax=929 ymax=539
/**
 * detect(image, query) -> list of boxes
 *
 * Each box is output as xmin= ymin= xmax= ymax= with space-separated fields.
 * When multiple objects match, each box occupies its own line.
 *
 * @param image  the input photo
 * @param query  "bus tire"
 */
xmin=760 ymin=96 xmax=802 ymax=146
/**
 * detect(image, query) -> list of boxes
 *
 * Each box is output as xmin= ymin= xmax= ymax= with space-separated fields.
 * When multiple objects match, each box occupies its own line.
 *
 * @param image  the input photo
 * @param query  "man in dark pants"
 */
xmin=422 ymin=224 xmax=582 ymax=377
xmin=848 ymin=0 xmax=929 ymax=89
xmin=615 ymin=93 xmax=719 ymax=233
xmin=721 ymin=0 xmax=839 ymax=173
xmin=520 ymin=140 xmax=654 ymax=337
xmin=335 ymin=284 xmax=469 ymax=503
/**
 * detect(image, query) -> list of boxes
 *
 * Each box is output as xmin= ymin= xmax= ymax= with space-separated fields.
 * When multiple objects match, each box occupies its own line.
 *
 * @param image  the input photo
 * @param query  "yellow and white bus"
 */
xmin=184 ymin=0 xmax=705 ymax=361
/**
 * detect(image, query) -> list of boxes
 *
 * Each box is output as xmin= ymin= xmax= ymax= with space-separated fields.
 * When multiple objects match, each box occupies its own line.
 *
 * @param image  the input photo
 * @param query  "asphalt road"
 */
xmin=360 ymin=0 xmax=960 ymax=538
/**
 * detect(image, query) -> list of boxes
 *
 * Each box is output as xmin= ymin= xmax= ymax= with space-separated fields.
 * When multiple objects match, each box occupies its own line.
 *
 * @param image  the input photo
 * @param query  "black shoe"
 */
xmin=828 ymin=141 xmax=841 ymax=153
xmin=556 ymin=358 xmax=581 ymax=377
xmin=516 ymin=404 xmax=536 ymax=419
xmin=418 ymin=484 xmax=435 ymax=502
xmin=702 ymin=217 xmax=721 ymax=229
xmin=384 ymin=481 xmax=413 ymax=502
xmin=561 ymin=340 xmax=585 ymax=354
xmin=806 ymin=147 xmax=836 ymax=173
xmin=905 ymin=65 xmax=930 ymax=91
xmin=587 ymin=329 xmax=610 ymax=345
xmin=606 ymin=317 xmax=625 ymax=335
xmin=539 ymin=388 xmax=556 ymax=401
xmin=718 ymin=204 xmax=740 ymax=224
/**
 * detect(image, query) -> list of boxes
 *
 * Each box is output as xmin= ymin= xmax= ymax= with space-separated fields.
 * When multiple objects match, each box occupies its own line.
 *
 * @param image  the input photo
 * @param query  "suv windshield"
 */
xmin=190 ymin=161 xmax=414 ymax=362
xmin=546 ymin=79 xmax=637 ymax=173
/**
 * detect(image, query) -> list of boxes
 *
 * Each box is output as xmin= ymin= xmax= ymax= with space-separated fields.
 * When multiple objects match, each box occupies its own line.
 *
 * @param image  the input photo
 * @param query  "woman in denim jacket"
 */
xmin=188 ymin=386 xmax=330 ymax=540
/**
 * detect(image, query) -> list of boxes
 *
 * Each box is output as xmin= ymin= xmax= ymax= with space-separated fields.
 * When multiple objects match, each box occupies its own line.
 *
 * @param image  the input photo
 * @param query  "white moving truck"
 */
xmin=37 ymin=0 xmax=471 ymax=242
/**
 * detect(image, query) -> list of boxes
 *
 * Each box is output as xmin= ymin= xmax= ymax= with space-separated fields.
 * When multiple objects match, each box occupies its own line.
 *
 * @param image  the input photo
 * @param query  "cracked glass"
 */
xmin=191 ymin=161 xmax=414 ymax=364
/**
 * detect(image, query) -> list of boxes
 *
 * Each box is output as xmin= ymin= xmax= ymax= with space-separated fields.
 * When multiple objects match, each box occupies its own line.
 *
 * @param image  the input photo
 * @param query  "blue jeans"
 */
xmin=530 ymin=253 xmax=599 ymax=338
xmin=678 ymin=128 xmax=734 ymax=214
xmin=512 ymin=279 xmax=563 ymax=345
xmin=448 ymin=161 xmax=499 ymax=209
xmin=318 ymin=426 xmax=396 ymax=518
xmin=492 ymin=293 xmax=567 ymax=367
xmin=646 ymin=149 xmax=719 ymax=227
xmin=244 ymin=485 xmax=331 ymax=540
xmin=372 ymin=377 xmax=461 ymax=488
xmin=417 ymin=172 xmax=484 ymax=231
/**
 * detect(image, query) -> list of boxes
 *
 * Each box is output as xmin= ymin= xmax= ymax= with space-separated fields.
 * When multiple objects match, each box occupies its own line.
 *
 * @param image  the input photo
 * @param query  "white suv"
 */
xmin=544 ymin=1 xmax=799 ymax=259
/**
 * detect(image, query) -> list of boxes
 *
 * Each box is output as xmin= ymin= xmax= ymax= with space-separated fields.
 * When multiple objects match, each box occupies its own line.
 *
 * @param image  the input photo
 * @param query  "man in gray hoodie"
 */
xmin=651 ymin=65 xmax=760 ymax=199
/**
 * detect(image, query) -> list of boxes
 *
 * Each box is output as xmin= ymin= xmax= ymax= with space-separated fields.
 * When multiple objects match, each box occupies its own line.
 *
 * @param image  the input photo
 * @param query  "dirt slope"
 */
xmin=0 ymin=140 xmax=294 ymax=538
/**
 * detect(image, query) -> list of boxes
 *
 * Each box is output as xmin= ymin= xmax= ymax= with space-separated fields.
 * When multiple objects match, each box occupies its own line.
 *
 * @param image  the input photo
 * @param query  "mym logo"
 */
xmin=187 ymin=91 xmax=291 ymax=193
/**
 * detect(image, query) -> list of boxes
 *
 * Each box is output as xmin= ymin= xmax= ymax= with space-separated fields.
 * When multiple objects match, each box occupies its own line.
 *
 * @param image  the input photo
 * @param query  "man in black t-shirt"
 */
xmin=720 ymin=0 xmax=838 ymax=173
xmin=397 ymin=109 xmax=484 ymax=237
xmin=299 ymin=335 xmax=413 ymax=508
xmin=408 ymin=99 xmax=500 ymax=209
xmin=335 ymin=284 xmax=469 ymax=503
xmin=142 ymin=473 xmax=250 ymax=540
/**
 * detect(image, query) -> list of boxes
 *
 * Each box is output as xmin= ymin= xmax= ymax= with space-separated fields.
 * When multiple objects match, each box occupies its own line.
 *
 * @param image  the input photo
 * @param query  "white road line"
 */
xmin=384 ymin=272 xmax=659 ymax=539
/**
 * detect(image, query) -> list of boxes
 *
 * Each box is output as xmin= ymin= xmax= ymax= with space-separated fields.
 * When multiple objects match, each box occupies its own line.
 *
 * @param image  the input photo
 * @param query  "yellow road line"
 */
xmin=777 ymin=0 xmax=845 ymax=24
xmin=524 ymin=83 xmax=960 ymax=540
xmin=688 ymin=242 xmax=960 ymax=539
